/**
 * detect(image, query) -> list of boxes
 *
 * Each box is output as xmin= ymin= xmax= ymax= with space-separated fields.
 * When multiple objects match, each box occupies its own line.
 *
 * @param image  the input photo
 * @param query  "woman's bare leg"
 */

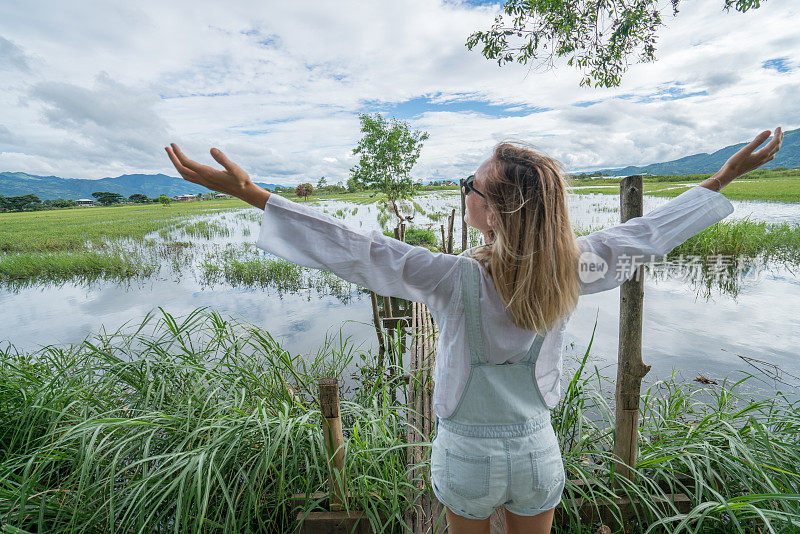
xmin=445 ymin=506 xmax=491 ymax=534
xmin=504 ymin=506 xmax=556 ymax=534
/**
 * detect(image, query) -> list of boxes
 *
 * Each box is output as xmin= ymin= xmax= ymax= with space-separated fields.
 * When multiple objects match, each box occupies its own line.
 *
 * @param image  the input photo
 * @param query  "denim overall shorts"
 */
xmin=430 ymin=249 xmax=566 ymax=520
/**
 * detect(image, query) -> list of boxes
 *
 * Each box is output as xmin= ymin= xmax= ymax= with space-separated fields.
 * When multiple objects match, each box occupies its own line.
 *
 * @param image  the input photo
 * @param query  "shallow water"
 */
xmin=1 ymin=190 xmax=799 ymax=398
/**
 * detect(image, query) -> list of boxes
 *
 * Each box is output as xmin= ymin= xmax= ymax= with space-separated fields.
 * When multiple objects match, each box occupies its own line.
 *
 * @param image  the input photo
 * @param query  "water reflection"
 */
xmin=1 ymin=190 xmax=798 ymax=399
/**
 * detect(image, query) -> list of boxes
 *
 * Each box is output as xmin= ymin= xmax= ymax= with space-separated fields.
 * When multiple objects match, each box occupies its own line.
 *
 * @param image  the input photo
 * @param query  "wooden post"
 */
xmin=318 ymin=378 xmax=347 ymax=512
xmin=370 ymin=291 xmax=385 ymax=367
xmin=440 ymin=224 xmax=447 ymax=253
xmin=447 ymin=208 xmax=455 ymax=254
xmin=613 ymin=175 xmax=651 ymax=488
xmin=383 ymin=296 xmax=393 ymax=319
xmin=461 ymin=180 xmax=467 ymax=252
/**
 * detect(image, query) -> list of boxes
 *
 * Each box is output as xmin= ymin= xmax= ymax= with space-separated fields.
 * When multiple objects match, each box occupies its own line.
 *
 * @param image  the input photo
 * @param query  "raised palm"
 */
xmin=723 ymin=127 xmax=783 ymax=178
xmin=165 ymin=143 xmax=252 ymax=196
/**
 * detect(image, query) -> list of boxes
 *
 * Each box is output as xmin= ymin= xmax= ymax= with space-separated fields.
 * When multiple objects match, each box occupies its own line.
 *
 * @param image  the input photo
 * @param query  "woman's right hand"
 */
xmin=720 ymin=127 xmax=783 ymax=180
xmin=165 ymin=143 xmax=253 ymax=197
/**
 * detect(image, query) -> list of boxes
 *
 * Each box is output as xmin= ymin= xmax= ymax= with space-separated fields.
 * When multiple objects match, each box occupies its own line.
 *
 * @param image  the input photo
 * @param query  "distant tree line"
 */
xmin=0 ymin=191 xmax=180 ymax=212
xmin=269 ymin=176 xmax=368 ymax=197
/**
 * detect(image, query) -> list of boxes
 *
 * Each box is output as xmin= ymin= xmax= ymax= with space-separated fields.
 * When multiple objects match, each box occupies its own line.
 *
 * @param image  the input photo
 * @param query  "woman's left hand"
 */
xmin=165 ymin=143 xmax=252 ymax=196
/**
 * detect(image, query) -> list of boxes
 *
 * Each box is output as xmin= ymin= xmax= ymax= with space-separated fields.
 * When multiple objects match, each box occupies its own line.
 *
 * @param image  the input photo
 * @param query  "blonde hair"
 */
xmin=471 ymin=142 xmax=581 ymax=334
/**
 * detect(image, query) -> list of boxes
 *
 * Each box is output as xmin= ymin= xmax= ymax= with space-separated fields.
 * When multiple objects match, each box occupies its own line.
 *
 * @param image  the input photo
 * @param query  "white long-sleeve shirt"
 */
xmin=256 ymin=186 xmax=734 ymax=417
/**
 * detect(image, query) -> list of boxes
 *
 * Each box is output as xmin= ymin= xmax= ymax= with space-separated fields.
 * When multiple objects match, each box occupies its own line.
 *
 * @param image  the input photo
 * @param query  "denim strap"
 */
xmin=461 ymin=248 xmax=547 ymax=366
xmin=460 ymin=250 xmax=486 ymax=366
xmin=520 ymin=330 xmax=547 ymax=365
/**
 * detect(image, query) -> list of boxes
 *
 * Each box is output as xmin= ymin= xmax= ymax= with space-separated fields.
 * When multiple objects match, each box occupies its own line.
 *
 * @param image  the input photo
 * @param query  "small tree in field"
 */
xmin=295 ymin=183 xmax=314 ymax=201
xmin=157 ymin=194 xmax=171 ymax=206
xmin=350 ymin=113 xmax=429 ymax=223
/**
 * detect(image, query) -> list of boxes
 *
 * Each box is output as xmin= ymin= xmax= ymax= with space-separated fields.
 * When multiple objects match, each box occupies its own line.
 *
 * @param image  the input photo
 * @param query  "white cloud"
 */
xmin=0 ymin=0 xmax=797 ymax=182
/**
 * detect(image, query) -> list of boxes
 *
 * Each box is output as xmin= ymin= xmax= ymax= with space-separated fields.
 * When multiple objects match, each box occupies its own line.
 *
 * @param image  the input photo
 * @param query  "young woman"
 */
xmin=165 ymin=126 xmax=782 ymax=534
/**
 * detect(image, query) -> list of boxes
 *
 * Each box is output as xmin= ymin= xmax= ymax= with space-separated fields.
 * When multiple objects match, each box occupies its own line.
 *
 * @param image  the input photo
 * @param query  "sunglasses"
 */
xmin=461 ymin=174 xmax=486 ymax=199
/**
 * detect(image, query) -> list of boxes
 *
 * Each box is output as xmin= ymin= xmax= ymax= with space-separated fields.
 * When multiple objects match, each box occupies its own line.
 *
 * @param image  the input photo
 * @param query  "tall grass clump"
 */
xmin=671 ymin=217 xmax=800 ymax=263
xmin=376 ymin=210 xmax=392 ymax=230
xmin=382 ymin=227 xmax=438 ymax=249
xmin=0 ymin=307 xmax=420 ymax=533
xmin=1 ymin=308 xmax=798 ymax=533
xmin=411 ymin=201 xmax=426 ymax=217
xmin=0 ymin=249 xmax=158 ymax=286
xmin=180 ymin=219 xmax=233 ymax=239
xmin=200 ymin=247 xmax=358 ymax=302
xmin=552 ymin=318 xmax=800 ymax=533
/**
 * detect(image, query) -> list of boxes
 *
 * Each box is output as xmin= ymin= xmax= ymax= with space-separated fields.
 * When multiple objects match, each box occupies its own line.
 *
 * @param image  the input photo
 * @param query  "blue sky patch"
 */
xmin=159 ymin=91 xmax=232 ymax=99
xmin=361 ymin=93 xmax=551 ymax=119
xmin=632 ymin=84 xmax=707 ymax=103
xmin=762 ymin=57 xmax=792 ymax=73
xmin=239 ymin=117 xmax=298 ymax=135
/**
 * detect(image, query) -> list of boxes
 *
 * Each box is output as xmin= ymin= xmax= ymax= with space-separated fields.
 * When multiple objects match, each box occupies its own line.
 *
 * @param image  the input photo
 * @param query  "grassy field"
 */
xmin=566 ymin=173 xmax=800 ymax=203
xmin=1 ymin=180 xmax=798 ymax=286
xmin=0 ymin=307 xmax=797 ymax=533
xmin=0 ymin=198 xmax=254 ymax=253
xmin=2 ymin=175 xmax=796 ymax=254
xmin=0 ymin=190 xmax=451 ymax=253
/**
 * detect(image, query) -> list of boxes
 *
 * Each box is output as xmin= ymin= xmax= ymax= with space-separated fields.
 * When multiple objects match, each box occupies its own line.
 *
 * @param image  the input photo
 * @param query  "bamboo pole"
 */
xmin=440 ymin=224 xmax=447 ymax=253
xmin=612 ymin=175 xmax=651 ymax=488
xmin=318 ymin=378 xmax=347 ymax=511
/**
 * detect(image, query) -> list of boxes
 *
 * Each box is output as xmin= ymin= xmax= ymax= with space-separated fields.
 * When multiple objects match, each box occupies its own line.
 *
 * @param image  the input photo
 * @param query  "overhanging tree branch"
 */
xmin=466 ymin=0 xmax=766 ymax=88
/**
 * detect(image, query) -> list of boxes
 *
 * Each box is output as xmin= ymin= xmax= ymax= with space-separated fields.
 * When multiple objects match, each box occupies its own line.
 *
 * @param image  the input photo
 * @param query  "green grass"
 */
xmin=567 ymin=175 xmax=800 ymax=203
xmin=180 ymin=219 xmax=233 ymax=239
xmin=2 ymin=184 xmax=798 ymax=285
xmin=382 ymin=227 xmax=439 ymax=249
xmin=0 ymin=248 xmax=159 ymax=286
xmin=427 ymin=210 xmax=446 ymax=222
xmin=551 ymin=319 xmax=800 ymax=533
xmin=671 ymin=217 xmax=800 ymax=261
xmin=647 ymin=179 xmax=800 ymax=203
xmin=0 ymin=198 xmax=251 ymax=253
xmin=573 ymin=218 xmax=800 ymax=263
xmin=0 ymin=307 xmax=415 ymax=533
xmin=200 ymin=247 xmax=358 ymax=301
xmin=0 ymin=309 xmax=797 ymax=533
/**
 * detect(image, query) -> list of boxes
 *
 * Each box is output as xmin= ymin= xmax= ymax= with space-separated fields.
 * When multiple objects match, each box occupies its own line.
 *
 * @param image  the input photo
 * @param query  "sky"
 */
xmin=0 ymin=0 xmax=798 ymax=185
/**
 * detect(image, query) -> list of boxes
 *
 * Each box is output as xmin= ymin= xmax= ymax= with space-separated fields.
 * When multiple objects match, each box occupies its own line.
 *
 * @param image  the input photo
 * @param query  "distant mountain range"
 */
xmin=587 ymin=127 xmax=799 ymax=176
xmin=2 ymin=127 xmax=798 ymax=199
xmin=0 ymin=172 xmax=283 ymax=200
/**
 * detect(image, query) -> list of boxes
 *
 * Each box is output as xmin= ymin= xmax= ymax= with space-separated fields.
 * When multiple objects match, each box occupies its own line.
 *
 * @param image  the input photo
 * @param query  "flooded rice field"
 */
xmin=2 ymin=189 xmax=799 ymax=396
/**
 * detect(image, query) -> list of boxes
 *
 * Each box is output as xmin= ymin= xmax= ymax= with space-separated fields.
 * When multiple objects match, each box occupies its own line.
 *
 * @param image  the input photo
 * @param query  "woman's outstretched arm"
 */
xmin=254 ymin=192 xmax=461 ymax=311
xmin=577 ymin=127 xmax=783 ymax=295
xmin=164 ymin=143 xmax=461 ymax=312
